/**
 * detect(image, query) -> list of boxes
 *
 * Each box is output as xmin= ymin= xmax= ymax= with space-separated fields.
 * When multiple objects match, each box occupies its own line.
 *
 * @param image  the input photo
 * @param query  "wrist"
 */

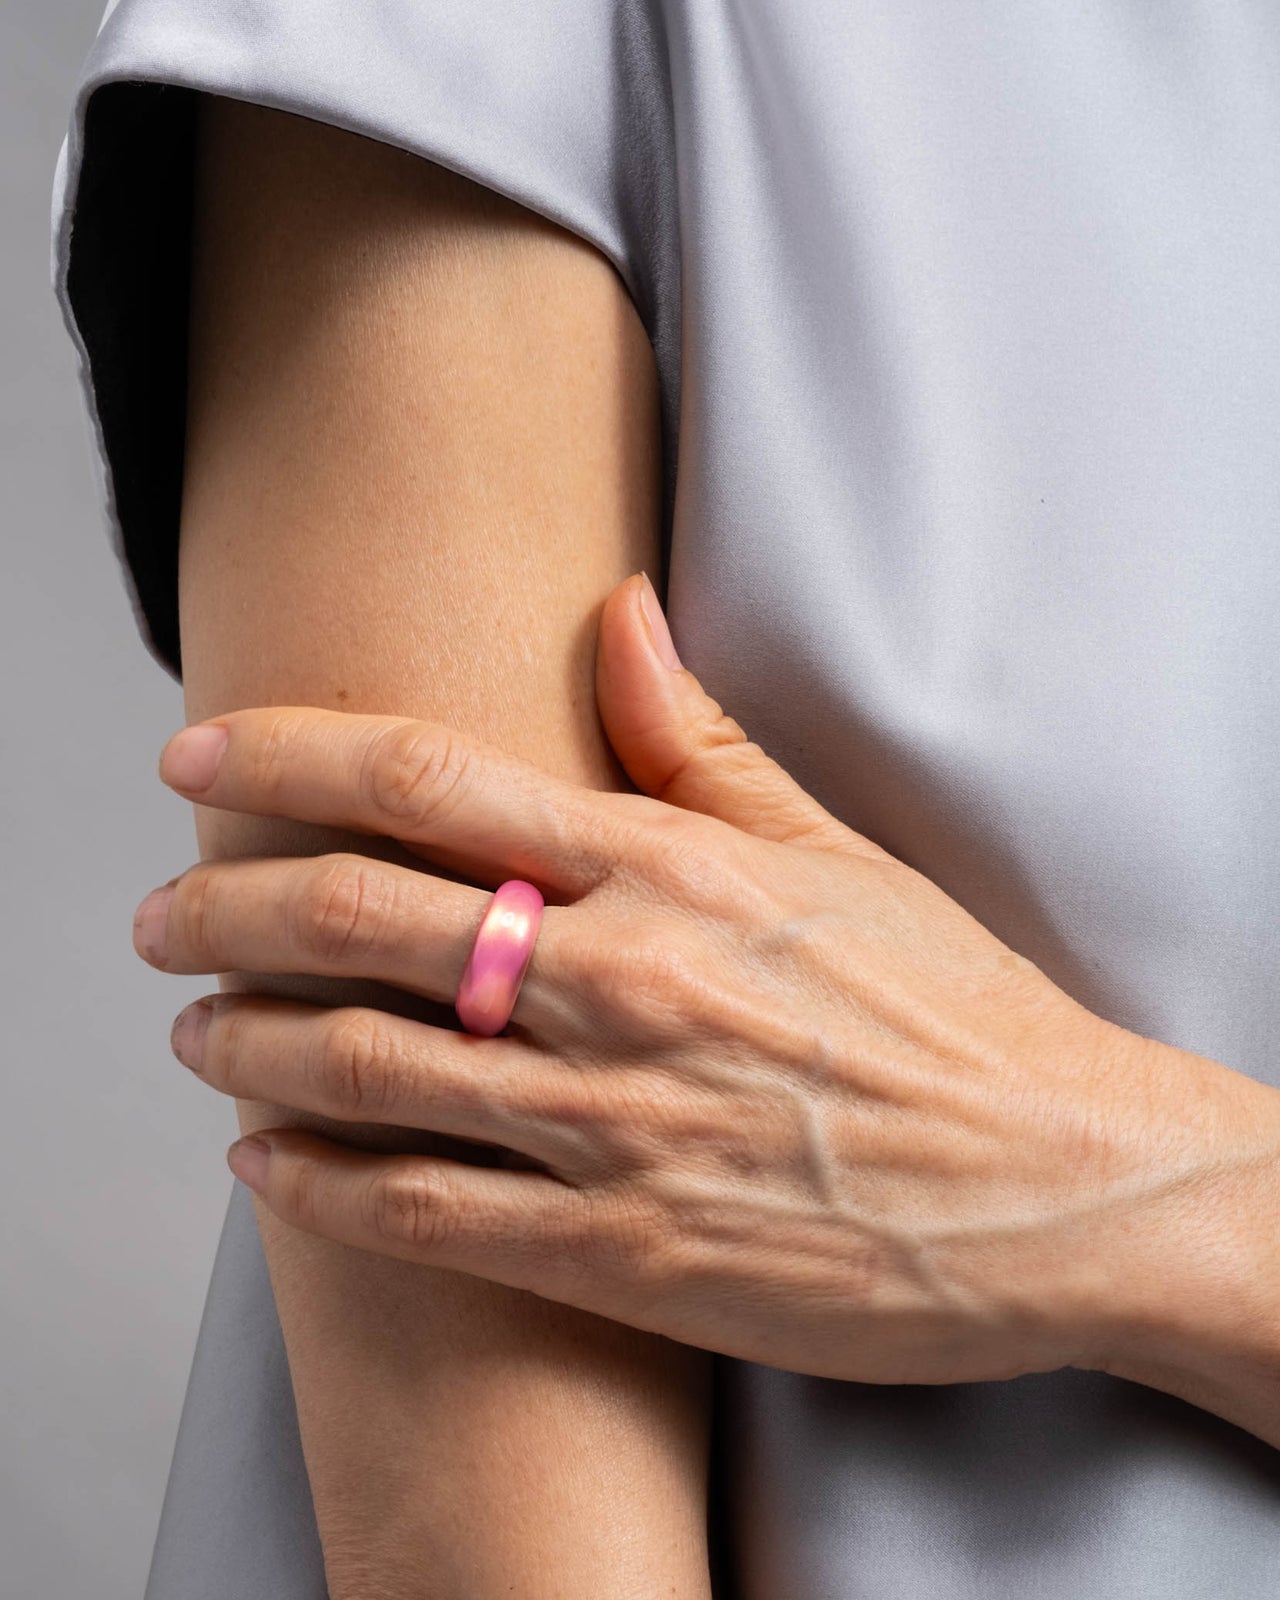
xmin=1075 ymin=1038 xmax=1280 ymax=1447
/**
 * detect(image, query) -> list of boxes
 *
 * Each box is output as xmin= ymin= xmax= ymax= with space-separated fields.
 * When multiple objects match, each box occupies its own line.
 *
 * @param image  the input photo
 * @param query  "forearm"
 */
xmin=1102 ymin=1333 xmax=1280 ymax=1453
xmin=177 ymin=93 xmax=712 ymax=1597
xmin=191 ymin=813 xmax=711 ymax=1598
xmin=1080 ymin=1036 xmax=1280 ymax=1450
xmin=211 ymin=865 xmax=709 ymax=1596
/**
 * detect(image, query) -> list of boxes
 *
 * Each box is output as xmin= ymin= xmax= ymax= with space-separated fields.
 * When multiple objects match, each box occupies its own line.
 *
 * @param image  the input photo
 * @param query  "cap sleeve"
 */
xmin=49 ymin=0 xmax=679 ymax=681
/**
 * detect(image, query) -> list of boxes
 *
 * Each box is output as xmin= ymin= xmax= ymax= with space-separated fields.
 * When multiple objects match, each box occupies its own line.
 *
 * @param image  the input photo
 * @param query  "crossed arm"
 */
xmin=168 ymin=88 xmax=1280 ymax=1598
xmin=178 ymin=94 xmax=713 ymax=1597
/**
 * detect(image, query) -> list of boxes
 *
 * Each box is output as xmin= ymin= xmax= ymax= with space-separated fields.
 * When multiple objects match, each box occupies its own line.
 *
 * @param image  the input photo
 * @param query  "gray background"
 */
xmin=4 ymin=5 xmax=234 ymax=1595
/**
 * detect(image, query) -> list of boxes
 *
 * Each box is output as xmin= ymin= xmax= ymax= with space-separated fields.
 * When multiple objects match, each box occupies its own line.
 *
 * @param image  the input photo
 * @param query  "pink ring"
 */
xmin=454 ymin=879 xmax=545 ymax=1037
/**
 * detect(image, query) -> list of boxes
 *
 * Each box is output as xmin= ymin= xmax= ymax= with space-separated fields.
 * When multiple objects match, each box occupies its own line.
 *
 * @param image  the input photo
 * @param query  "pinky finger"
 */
xmin=227 ymin=1127 xmax=617 ymax=1310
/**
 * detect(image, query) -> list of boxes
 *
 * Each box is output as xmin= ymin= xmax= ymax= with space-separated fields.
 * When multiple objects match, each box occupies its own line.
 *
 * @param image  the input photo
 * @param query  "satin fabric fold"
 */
xmin=51 ymin=3 xmax=1280 ymax=1594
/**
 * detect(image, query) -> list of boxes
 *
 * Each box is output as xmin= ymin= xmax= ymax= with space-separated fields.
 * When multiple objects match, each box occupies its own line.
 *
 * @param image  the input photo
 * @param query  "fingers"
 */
xmin=135 ymin=850 xmax=584 ymax=1040
xmin=226 ymin=1127 xmax=651 ymax=1318
xmin=135 ymin=846 xmax=700 ymax=1053
xmin=177 ymin=993 xmax=606 ymax=1171
xmin=158 ymin=706 xmax=635 ymax=897
xmin=595 ymin=574 xmax=877 ymax=855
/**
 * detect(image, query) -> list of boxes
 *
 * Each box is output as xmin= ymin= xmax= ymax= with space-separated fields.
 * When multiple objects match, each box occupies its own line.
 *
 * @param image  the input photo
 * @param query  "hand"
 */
xmin=134 ymin=572 xmax=1278 ymax=1390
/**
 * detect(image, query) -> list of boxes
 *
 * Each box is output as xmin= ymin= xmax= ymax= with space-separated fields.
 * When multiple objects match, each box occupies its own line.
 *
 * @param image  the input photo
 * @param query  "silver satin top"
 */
xmin=50 ymin=1 xmax=1280 ymax=1594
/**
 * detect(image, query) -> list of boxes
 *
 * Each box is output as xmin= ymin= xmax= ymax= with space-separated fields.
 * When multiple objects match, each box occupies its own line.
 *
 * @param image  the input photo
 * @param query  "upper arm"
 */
xmin=170 ymin=101 xmax=712 ymax=1590
xmin=179 ymin=93 xmax=662 ymax=822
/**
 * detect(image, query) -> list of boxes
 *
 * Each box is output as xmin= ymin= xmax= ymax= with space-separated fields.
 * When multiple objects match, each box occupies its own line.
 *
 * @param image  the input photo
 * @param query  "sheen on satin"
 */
xmin=50 ymin=2 xmax=1280 ymax=1596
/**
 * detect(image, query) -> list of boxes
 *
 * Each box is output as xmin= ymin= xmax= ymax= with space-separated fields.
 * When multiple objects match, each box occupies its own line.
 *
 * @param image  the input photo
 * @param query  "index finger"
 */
xmin=159 ymin=706 xmax=627 ymax=896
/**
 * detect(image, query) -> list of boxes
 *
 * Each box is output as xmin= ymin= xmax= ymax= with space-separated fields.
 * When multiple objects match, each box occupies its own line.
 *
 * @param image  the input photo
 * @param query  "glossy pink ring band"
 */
xmin=454 ymin=879 xmax=545 ymax=1037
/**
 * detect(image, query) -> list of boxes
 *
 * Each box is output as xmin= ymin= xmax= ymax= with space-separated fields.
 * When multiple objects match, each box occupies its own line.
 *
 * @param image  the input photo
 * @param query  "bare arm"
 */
xmin=178 ymin=94 xmax=712 ymax=1599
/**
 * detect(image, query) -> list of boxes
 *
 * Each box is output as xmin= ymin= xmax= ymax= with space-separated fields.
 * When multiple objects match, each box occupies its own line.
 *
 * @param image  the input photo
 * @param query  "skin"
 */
xmin=151 ymin=90 xmax=1280 ymax=1597
xmin=136 ymin=641 xmax=1280 ymax=1438
xmin=175 ymin=95 xmax=712 ymax=1599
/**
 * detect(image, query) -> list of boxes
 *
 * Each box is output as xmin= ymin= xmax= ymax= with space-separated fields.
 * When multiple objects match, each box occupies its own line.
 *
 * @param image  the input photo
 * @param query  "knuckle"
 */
xmin=315 ymin=1007 xmax=400 ymax=1120
xmin=175 ymin=864 xmax=221 ymax=954
xmin=586 ymin=926 xmax=703 ymax=1033
xmin=539 ymin=1076 xmax=616 ymax=1151
xmin=634 ymin=810 xmax=787 ymax=928
xmin=249 ymin=711 xmax=299 ymax=799
xmin=620 ymin=804 xmax=733 ymax=904
xmin=202 ymin=996 xmax=248 ymax=1094
xmin=277 ymin=1153 xmax=324 ymax=1235
xmin=595 ymin=1190 xmax=672 ymax=1285
xmin=643 ymin=824 xmax=718 ymax=902
xmin=363 ymin=723 xmax=469 ymax=831
xmin=291 ymin=855 xmax=389 ymax=964
xmin=588 ymin=1080 xmax=675 ymax=1173
xmin=363 ymin=1168 xmax=454 ymax=1254
xmin=543 ymin=1197 xmax=602 ymax=1278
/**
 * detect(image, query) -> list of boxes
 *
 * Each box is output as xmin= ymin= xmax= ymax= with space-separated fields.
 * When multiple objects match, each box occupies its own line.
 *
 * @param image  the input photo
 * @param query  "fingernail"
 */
xmin=133 ymin=883 xmax=176 ymax=964
xmin=228 ymin=1135 xmax=271 ymax=1192
xmin=171 ymin=998 xmax=213 ymax=1073
xmin=639 ymin=572 xmax=682 ymax=671
xmin=160 ymin=724 xmax=228 ymax=792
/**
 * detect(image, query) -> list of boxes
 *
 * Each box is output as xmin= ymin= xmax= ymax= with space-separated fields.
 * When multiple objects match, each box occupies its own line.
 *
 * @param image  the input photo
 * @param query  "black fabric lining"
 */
xmin=66 ymin=80 xmax=199 ymax=684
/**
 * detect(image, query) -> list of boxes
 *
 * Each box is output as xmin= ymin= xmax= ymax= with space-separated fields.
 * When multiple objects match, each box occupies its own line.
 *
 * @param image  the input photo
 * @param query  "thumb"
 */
xmin=595 ymin=572 xmax=891 ymax=858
